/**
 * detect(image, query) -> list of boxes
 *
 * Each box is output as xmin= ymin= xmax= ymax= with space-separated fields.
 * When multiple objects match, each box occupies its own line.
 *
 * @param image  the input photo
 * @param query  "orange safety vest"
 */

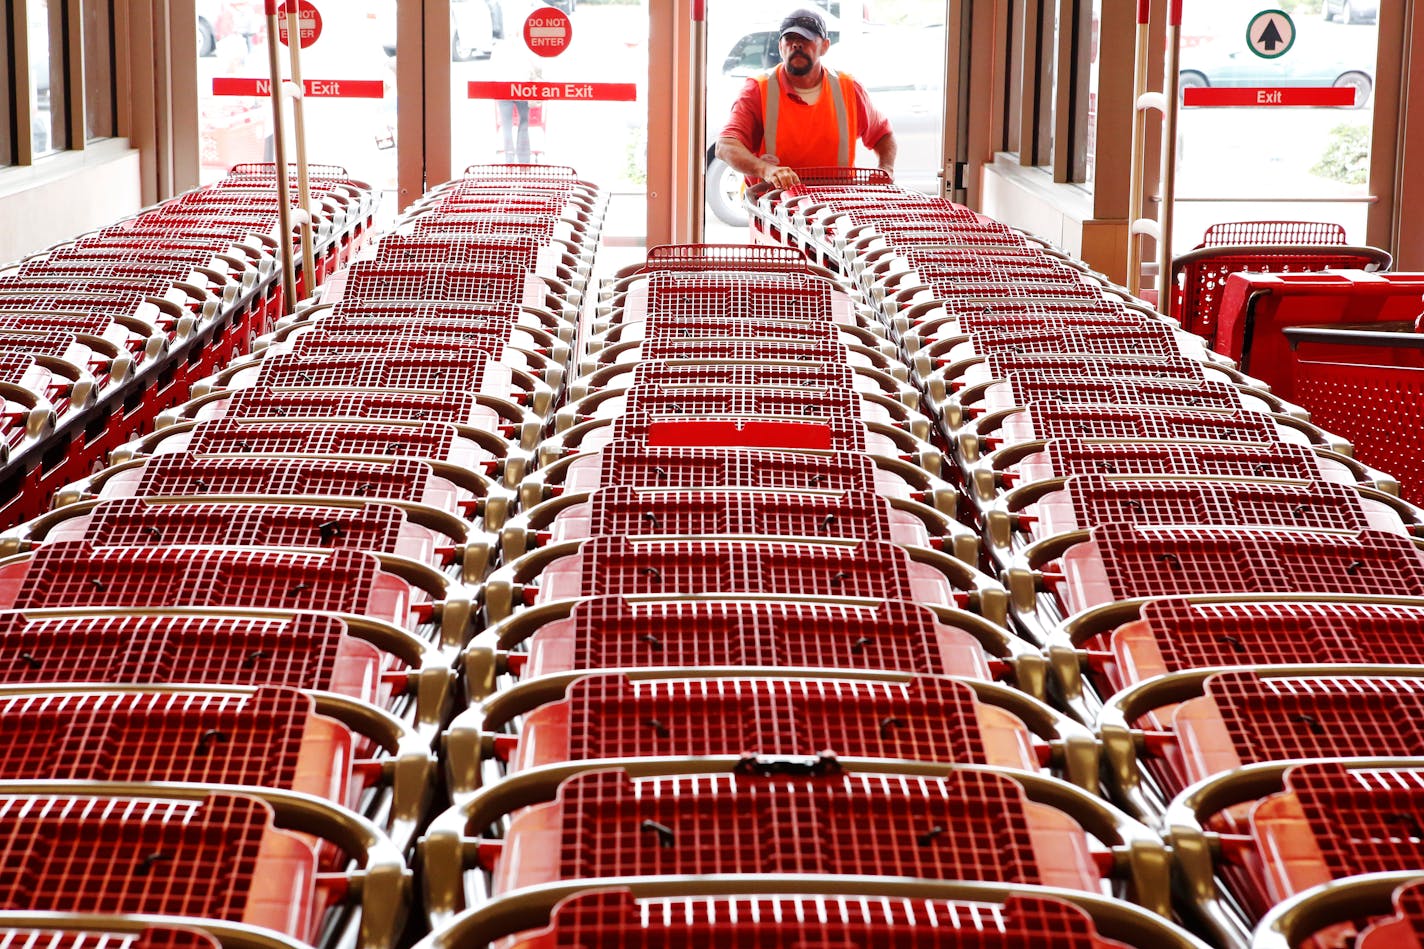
xmin=755 ymin=64 xmax=860 ymax=170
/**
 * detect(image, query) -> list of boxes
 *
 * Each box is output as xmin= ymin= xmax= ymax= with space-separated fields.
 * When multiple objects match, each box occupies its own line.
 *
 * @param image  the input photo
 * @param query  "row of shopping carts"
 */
xmin=3 ymin=152 xmax=1423 ymax=949
xmin=756 ymin=167 xmax=1424 ymax=948
xmin=0 ymin=162 xmax=374 ymax=526
xmin=0 ymin=164 xmax=601 ymax=949
xmin=372 ymin=215 xmax=1228 ymax=945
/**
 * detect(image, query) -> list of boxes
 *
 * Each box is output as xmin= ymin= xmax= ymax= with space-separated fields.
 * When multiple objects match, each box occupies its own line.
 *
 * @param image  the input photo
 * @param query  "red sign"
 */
xmin=468 ymin=81 xmax=637 ymax=102
xmin=524 ymin=8 xmax=572 ymax=57
xmin=213 ymin=78 xmax=384 ymax=98
xmin=276 ymin=0 xmax=322 ymax=48
xmin=1183 ymin=86 xmax=1358 ymax=108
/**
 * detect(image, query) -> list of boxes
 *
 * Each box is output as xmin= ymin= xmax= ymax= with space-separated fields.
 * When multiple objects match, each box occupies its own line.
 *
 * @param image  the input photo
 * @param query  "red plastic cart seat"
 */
xmin=1170 ymin=671 xmax=1424 ymax=790
xmin=40 ymin=497 xmax=440 ymax=566
xmin=411 ymin=217 xmax=558 ymax=241
xmin=557 ymin=442 xmax=930 ymax=504
xmin=305 ymin=309 xmax=519 ymax=345
xmin=544 ymin=487 xmax=927 ymax=547
xmin=239 ymin=346 xmax=517 ymax=397
xmin=990 ymin=375 xmax=1252 ymax=414
xmin=628 ymin=316 xmax=843 ymax=346
xmin=0 ymin=542 xmax=420 ymax=632
xmin=508 ymin=673 xmax=1038 ymax=773
xmin=95 ymin=452 xmax=473 ymax=516
xmin=503 ymin=889 xmax=1139 ymax=949
xmin=492 ymin=768 xmax=1104 ymax=896
xmin=926 ymin=328 xmax=1192 ymax=374
xmin=191 ymin=387 xmax=499 ymax=432
xmin=617 ymin=273 xmax=842 ymax=326
xmin=624 ymin=359 xmax=856 ymax=391
xmin=334 ymin=264 xmax=526 ymax=307
xmin=617 ymin=385 xmax=868 ymax=420
xmin=527 ymin=537 xmax=966 ymax=608
xmin=518 ymin=595 xmax=995 ymax=681
xmin=913 ymin=262 xmax=1091 ymax=296
xmin=0 ymin=309 xmax=158 ymax=356
xmin=370 ymin=235 xmax=552 ymax=273
xmin=981 ymin=353 xmax=1210 ymax=384
xmin=962 ymin=324 xmax=1182 ymax=360
xmin=1059 ymin=527 xmax=1424 ymax=615
xmin=0 ymin=792 xmax=317 ymax=940
xmin=897 ymin=278 xmax=1107 ymax=307
xmin=622 ymin=244 xmax=809 ymax=274
xmin=1356 ymin=879 xmax=1424 ymax=949
xmin=0 ymin=350 xmax=59 ymax=403
xmin=0 ymin=610 xmax=383 ymax=704
xmin=595 ymin=408 xmax=869 ymax=453
xmin=159 ymin=419 xmax=490 ymax=472
xmin=1004 ymin=440 xmax=1359 ymax=492
xmin=631 ymin=338 xmax=851 ymax=365
xmin=934 ymin=299 xmax=1138 ymax=324
xmin=1253 ymin=763 xmax=1424 ymax=912
xmin=0 ymin=926 xmax=220 ymax=949
xmin=994 ymin=405 xmax=1287 ymax=450
xmin=1030 ymin=475 xmax=1379 ymax=541
xmin=1106 ymin=599 xmax=1424 ymax=691
xmin=0 ymin=686 xmax=351 ymax=803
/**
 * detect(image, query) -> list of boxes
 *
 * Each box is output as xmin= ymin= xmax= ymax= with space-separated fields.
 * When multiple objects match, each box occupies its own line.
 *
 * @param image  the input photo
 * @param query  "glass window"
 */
xmin=1083 ymin=0 xmax=1100 ymax=184
xmin=1174 ymin=0 xmax=1378 ymax=245
xmin=196 ymin=0 xmax=400 ymax=217
xmin=0 ymin=0 xmax=13 ymax=165
xmin=28 ymin=0 xmax=67 ymax=155
xmin=703 ymin=0 xmax=946 ymax=234
xmin=452 ymin=0 xmax=650 ymax=245
xmin=83 ymin=0 xmax=115 ymax=139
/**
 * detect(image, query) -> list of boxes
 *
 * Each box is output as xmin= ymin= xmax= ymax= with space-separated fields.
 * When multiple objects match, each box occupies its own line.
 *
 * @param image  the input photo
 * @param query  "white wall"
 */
xmin=0 ymin=143 xmax=143 ymax=262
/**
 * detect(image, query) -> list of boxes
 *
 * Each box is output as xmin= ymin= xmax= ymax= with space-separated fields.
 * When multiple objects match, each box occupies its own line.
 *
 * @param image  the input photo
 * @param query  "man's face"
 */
xmin=779 ymin=32 xmax=830 ymax=78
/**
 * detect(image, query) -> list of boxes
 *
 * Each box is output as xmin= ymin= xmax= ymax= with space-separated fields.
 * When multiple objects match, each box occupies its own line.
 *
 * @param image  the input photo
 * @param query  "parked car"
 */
xmin=1322 ymin=0 xmax=1377 ymax=24
xmin=377 ymin=0 xmax=502 ymax=60
xmin=705 ymin=18 xmax=946 ymax=225
xmin=1179 ymin=45 xmax=1374 ymax=109
xmin=196 ymin=0 xmax=261 ymax=57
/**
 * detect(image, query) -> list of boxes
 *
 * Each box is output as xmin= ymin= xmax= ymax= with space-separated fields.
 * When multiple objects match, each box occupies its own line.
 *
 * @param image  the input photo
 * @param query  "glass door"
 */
xmin=1173 ymin=0 xmax=1379 ymax=246
xmin=701 ymin=0 xmax=947 ymax=239
xmin=452 ymin=0 xmax=650 ymax=247
xmin=197 ymin=1 xmax=402 ymax=221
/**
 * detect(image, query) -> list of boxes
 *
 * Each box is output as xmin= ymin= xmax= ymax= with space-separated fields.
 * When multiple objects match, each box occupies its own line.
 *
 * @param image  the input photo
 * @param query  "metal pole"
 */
xmin=690 ymin=0 xmax=706 ymax=240
xmin=286 ymin=4 xmax=317 ymax=296
xmin=1126 ymin=0 xmax=1150 ymax=296
xmin=264 ymin=0 xmax=298 ymax=314
xmin=1156 ymin=0 xmax=1184 ymax=323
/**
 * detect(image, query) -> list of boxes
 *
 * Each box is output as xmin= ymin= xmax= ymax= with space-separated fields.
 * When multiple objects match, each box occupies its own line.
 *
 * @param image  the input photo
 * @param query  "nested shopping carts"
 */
xmin=400 ymin=237 xmax=1214 ymax=949
xmin=8 ymin=155 xmax=1424 ymax=949
xmin=742 ymin=168 xmax=1424 ymax=949
xmin=0 ymin=163 xmax=373 ymax=527
xmin=0 ymin=163 xmax=597 ymax=949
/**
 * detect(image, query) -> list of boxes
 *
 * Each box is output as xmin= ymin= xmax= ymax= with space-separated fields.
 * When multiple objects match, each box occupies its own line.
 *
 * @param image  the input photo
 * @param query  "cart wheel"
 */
xmin=453 ymin=29 xmax=474 ymax=61
xmin=1177 ymin=70 xmax=1207 ymax=104
xmin=1335 ymin=70 xmax=1372 ymax=109
xmin=706 ymin=157 xmax=749 ymax=227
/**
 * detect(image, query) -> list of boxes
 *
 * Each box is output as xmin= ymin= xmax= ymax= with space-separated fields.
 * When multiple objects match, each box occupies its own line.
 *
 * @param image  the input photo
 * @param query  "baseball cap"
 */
xmin=779 ymin=8 xmax=828 ymax=42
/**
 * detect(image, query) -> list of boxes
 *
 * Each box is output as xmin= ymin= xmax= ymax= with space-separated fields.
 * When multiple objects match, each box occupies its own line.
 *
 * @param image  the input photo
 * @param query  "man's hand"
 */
xmin=716 ymin=136 xmax=802 ymax=189
xmin=762 ymin=163 xmax=801 ymax=189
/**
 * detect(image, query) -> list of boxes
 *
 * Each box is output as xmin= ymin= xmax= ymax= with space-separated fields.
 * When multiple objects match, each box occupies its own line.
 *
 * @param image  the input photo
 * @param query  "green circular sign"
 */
xmin=1246 ymin=9 xmax=1296 ymax=59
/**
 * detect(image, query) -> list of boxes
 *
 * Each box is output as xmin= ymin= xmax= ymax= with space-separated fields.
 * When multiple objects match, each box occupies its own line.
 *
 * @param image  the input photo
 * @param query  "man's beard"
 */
xmin=786 ymin=52 xmax=813 ymax=77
